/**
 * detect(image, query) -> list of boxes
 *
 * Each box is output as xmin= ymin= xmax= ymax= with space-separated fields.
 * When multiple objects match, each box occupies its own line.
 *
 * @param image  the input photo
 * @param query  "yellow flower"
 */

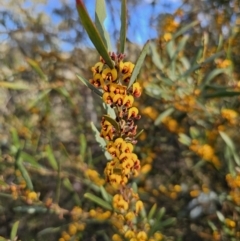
xmin=127 ymin=107 xmax=139 ymax=119
xmin=68 ymin=223 xmax=77 ymax=235
xmin=91 ymin=61 xmax=104 ymax=74
xmin=119 ymin=61 xmax=135 ymax=74
xmin=102 ymin=68 xmax=118 ymax=82
xmin=163 ymin=32 xmax=172 ymax=42
xmin=125 ymin=211 xmax=136 ymax=221
xmin=136 ymin=231 xmax=148 ymax=240
xmin=123 ymin=95 xmax=134 ymax=108
xmin=125 ymin=230 xmax=135 ymax=238
xmin=154 ymin=232 xmax=163 ymax=241
xmin=225 ymin=218 xmax=236 ymax=228
xmin=132 ymin=82 xmax=142 ymax=97
xmin=141 ymin=164 xmax=152 ymax=174
xmin=112 ymin=234 xmax=123 ymax=241
xmin=135 ymin=200 xmax=143 ymax=213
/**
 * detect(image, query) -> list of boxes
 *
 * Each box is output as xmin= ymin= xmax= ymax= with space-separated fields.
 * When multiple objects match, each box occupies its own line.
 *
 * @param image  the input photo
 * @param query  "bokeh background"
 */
xmin=0 ymin=0 xmax=240 ymax=240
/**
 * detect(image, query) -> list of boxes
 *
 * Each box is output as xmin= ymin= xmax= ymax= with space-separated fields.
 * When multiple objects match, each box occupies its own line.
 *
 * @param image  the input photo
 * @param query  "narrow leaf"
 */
xmin=219 ymin=131 xmax=235 ymax=151
xmin=100 ymin=186 xmax=112 ymax=202
xmin=26 ymin=57 xmax=47 ymax=81
xmin=173 ymin=20 xmax=199 ymax=38
xmin=119 ymin=0 xmax=127 ymax=53
xmin=0 ymin=81 xmax=30 ymax=90
xmin=46 ymin=145 xmax=58 ymax=171
xmin=15 ymin=150 xmax=34 ymax=191
xmin=148 ymin=203 xmax=157 ymax=221
xmin=159 ymin=217 xmax=176 ymax=227
xmin=149 ymin=41 xmax=164 ymax=70
xmin=200 ymin=68 xmax=226 ymax=90
xmin=103 ymin=103 xmax=116 ymax=119
xmin=95 ymin=0 xmax=112 ymax=50
xmin=127 ymin=41 xmax=150 ymax=89
xmin=135 ymin=129 xmax=144 ymax=139
xmin=10 ymin=221 xmax=19 ymax=241
xmin=80 ymin=133 xmax=87 ymax=158
xmin=91 ymin=122 xmax=112 ymax=160
xmin=76 ymin=0 xmax=114 ymax=68
xmin=91 ymin=122 xmax=106 ymax=149
xmin=84 ymin=193 xmax=112 ymax=210
xmin=203 ymin=91 xmax=240 ymax=98
xmin=178 ymin=133 xmax=192 ymax=146
xmin=154 ymin=107 xmax=174 ymax=125
xmin=21 ymin=152 xmax=42 ymax=168
xmin=76 ymin=74 xmax=103 ymax=97
xmin=37 ymin=227 xmax=60 ymax=237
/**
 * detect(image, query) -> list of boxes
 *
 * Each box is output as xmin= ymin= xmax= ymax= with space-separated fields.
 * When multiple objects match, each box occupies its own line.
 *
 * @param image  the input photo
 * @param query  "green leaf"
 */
xmin=216 ymin=211 xmax=225 ymax=223
xmin=154 ymin=107 xmax=174 ymax=125
xmin=220 ymin=131 xmax=240 ymax=166
xmin=149 ymin=41 xmax=164 ymax=70
xmin=63 ymin=178 xmax=81 ymax=205
xmin=178 ymin=51 xmax=224 ymax=81
xmin=203 ymin=91 xmax=240 ymax=98
xmin=84 ymin=193 xmax=112 ymax=210
xmin=173 ymin=20 xmax=199 ymax=39
xmin=189 ymin=126 xmax=200 ymax=139
xmin=76 ymin=74 xmax=103 ymax=97
xmin=166 ymin=39 xmax=175 ymax=59
xmin=27 ymin=89 xmax=51 ymax=110
xmin=0 ymin=81 xmax=30 ymax=90
xmin=200 ymin=68 xmax=226 ymax=90
xmin=21 ymin=152 xmax=42 ymax=168
xmin=100 ymin=186 xmax=112 ymax=202
xmin=45 ymin=145 xmax=58 ymax=171
xmin=95 ymin=0 xmax=112 ymax=50
xmin=80 ymin=133 xmax=87 ymax=158
xmin=156 ymin=207 xmax=166 ymax=221
xmin=132 ymin=182 xmax=138 ymax=193
xmin=15 ymin=150 xmax=34 ymax=191
xmin=208 ymin=220 xmax=218 ymax=231
xmin=91 ymin=122 xmax=106 ymax=149
xmin=127 ymin=41 xmax=150 ymax=89
xmin=10 ymin=220 xmax=19 ymax=241
xmin=134 ymin=129 xmax=144 ymax=139
xmin=37 ymin=227 xmax=60 ymax=237
xmin=148 ymin=203 xmax=157 ymax=221
xmin=14 ymin=206 xmax=48 ymax=213
xmin=103 ymin=115 xmax=120 ymax=133
xmin=145 ymin=84 xmax=162 ymax=99
xmin=103 ymin=103 xmax=116 ymax=119
xmin=91 ymin=122 xmax=112 ymax=160
xmin=178 ymin=133 xmax=192 ymax=146
xmin=171 ymin=34 xmax=189 ymax=60
xmin=11 ymin=128 xmax=21 ymax=149
xmin=76 ymin=0 xmax=114 ymax=68
xmin=119 ymin=0 xmax=127 ymax=53
xmin=159 ymin=217 xmax=176 ymax=227
xmin=26 ymin=57 xmax=47 ymax=81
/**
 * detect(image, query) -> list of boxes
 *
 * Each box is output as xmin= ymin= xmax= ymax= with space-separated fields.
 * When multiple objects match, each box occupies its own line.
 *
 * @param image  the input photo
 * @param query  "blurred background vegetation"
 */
xmin=0 ymin=0 xmax=240 ymax=240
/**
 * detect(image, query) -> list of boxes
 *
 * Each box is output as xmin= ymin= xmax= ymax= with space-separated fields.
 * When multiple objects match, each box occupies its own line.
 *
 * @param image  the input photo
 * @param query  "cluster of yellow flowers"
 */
xmin=111 ymin=189 xmax=163 ymax=241
xmin=162 ymin=116 xmax=183 ymax=134
xmin=90 ymin=53 xmax=142 ymax=186
xmin=89 ymin=54 xmax=164 ymax=241
xmin=174 ymin=94 xmax=198 ymax=113
xmin=221 ymin=108 xmax=238 ymax=125
xmin=190 ymin=140 xmax=221 ymax=168
xmin=59 ymin=206 xmax=86 ymax=241
xmin=226 ymin=173 xmax=240 ymax=205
